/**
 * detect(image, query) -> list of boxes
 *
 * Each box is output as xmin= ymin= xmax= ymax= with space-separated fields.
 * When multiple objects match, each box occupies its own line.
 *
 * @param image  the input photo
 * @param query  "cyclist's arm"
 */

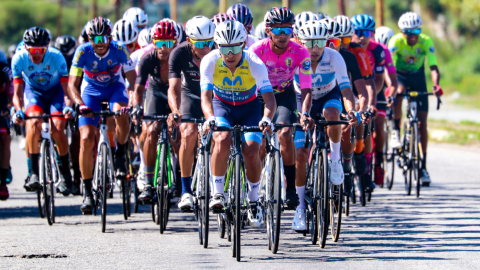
xmin=249 ymin=52 xmax=276 ymax=119
xmin=365 ymin=78 xmax=376 ymax=108
xmin=168 ymin=50 xmax=182 ymax=115
xmin=12 ymin=79 xmax=24 ymax=112
xmin=298 ymin=54 xmax=313 ymax=115
xmin=384 ymin=70 xmax=399 ymax=97
xmin=67 ymin=74 xmax=84 ymax=105
xmin=341 ymin=87 xmax=355 ymax=113
xmin=353 ymin=79 xmax=368 ymax=111
xmin=124 ymin=70 xmax=136 ymax=93
xmin=343 ymin=50 xmax=368 ymax=111
xmin=430 ymin=65 xmax=440 ymax=86
xmin=262 ymin=92 xmax=276 ymax=120
xmin=333 ymin=51 xmax=355 ymax=112
xmin=199 ymin=52 xmax=216 ymax=119
xmin=374 ymin=73 xmax=385 ymax=95
xmin=132 ymin=56 xmax=149 ymax=108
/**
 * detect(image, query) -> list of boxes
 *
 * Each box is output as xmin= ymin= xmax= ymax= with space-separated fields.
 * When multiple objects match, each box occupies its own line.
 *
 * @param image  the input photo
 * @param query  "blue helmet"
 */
xmin=227 ymin=3 xmax=253 ymax=28
xmin=350 ymin=14 xmax=375 ymax=31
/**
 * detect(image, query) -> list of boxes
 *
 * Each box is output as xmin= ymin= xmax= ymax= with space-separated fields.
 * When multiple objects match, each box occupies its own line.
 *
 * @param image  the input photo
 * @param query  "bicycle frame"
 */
xmin=92 ymin=115 xmax=115 ymax=193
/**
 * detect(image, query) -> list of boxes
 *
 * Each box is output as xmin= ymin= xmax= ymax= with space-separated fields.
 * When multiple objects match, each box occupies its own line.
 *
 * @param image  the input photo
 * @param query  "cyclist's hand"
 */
xmin=79 ymin=105 xmax=94 ymax=119
xmin=301 ymin=113 xmax=314 ymax=130
xmin=433 ymin=85 xmax=443 ymax=97
xmin=118 ymin=106 xmax=130 ymax=116
xmin=62 ymin=106 xmax=74 ymax=120
xmin=259 ymin=116 xmax=274 ymax=135
xmin=202 ymin=116 xmax=216 ymax=133
xmin=131 ymin=105 xmax=143 ymax=126
xmin=13 ymin=110 xmax=25 ymax=125
xmin=369 ymin=105 xmax=378 ymax=118
xmin=168 ymin=112 xmax=182 ymax=129
xmin=387 ymin=96 xmax=397 ymax=107
xmin=348 ymin=110 xmax=359 ymax=126
xmin=10 ymin=107 xmax=16 ymax=118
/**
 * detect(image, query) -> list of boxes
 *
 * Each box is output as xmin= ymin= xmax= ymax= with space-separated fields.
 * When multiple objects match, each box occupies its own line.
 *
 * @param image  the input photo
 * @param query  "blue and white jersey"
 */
xmin=12 ymin=47 xmax=68 ymax=90
xmin=294 ymin=47 xmax=351 ymax=100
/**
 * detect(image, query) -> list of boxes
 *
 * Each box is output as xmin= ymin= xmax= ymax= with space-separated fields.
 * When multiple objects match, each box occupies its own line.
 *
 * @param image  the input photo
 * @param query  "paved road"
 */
xmin=1 ymin=141 xmax=480 ymax=269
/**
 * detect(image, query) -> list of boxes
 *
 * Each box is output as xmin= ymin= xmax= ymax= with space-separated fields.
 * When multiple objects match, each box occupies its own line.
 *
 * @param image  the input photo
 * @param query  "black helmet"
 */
xmin=264 ymin=7 xmax=294 ymax=27
xmin=85 ymin=17 xmax=112 ymax=36
xmin=23 ymin=27 xmax=51 ymax=46
xmin=55 ymin=35 xmax=77 ymax=55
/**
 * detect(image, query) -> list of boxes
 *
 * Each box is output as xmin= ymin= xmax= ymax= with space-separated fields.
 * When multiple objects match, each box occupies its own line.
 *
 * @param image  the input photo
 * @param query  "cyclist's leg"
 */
xmin=374 ymin=89 xmax=387 ymax=185
xmin=414 ymin=72 xmax=430 ymax=181
xmin=0 ymin=112 xmax=10 ymax=200
xmin=323 ymin=95 xmax=344 ymax=186
xmin=109 ymin=84 xmax=130 ymax=177
xmin=294 ymin=91 xmax=308 ymax=206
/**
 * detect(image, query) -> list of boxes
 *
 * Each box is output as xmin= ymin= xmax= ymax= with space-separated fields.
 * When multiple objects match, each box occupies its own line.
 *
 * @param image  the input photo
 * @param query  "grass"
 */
xmin=428 ymin=119 xmax=480 ymax=145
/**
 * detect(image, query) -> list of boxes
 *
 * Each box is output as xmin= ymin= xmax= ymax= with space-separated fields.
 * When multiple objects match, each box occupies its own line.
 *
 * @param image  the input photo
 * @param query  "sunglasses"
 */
xmin=302 ymin=39 xmax=327 ymax=49
xmin=190 ymin=39 xmax=215 ymax=48
xmin=153 ymin=39 xmax=176 ymax=48
xmin=340 ymin=36 xmax=352 ymax=44
xmin=126 ymin=42 xmax=136 ymax=49
xmin=402 ymin=28 xmax=422 ymax=35
xmin=26 ymin=45 xmax=47 ymax=55
xmin=270 ymin=27 xmax=293 ymax=36
xmin=327 ymin=38 xmax=341 ymax=47
xmin=219 ymin=43 xmax=243 ymax=55
xmin=354 ymin=30 xmax=372 ymax=38
xmin=90 ymin=35 xmax=110 ymax=44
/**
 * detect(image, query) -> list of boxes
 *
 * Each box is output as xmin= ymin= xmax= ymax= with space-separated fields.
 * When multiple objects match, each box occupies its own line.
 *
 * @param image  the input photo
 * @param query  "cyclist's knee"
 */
xmin=180 ymin=123 xmax=197 ymax=143
xmin=323 ymin=107 xmax=340 ymax=120
xmin=278 ymin=127 xmax=293 ymax=144
xmin=296 ymin=147 xmax=308 ymax=164
xmin=243 ymin=144 xmax=260 ymax=161
xmin=80 ymin=126 xmax=96 ymax=148
xmin=213 ymin=132 xmax=231 ymax=150
xmin=145 ymin=123 xmax=160 ymax=143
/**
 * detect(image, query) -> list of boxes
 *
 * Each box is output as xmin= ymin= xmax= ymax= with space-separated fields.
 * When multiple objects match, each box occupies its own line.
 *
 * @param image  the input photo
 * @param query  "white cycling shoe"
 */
xmin=209 ymin=193 xmax=225 ymax=209
xmin=329 ymin=159 xmax=344 ymax=185
xmin=247 ymin=201 xmax=263 ymax=228
xmin=137 ymin=169 xmax=146 ymax=190
xmin=391 ymin=129 xmax=402 ymax=149
xmin=292 ymin=208 xmax=306 ymax=231
xmin=178 ymin=193 xmax=193 ymax=210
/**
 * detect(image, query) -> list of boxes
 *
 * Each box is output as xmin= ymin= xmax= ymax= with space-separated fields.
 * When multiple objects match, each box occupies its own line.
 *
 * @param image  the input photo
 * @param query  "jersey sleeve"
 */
xmin=375 ymin=45 xmax=386 ymax=74
xmin=297 ymin=47 xmax=312 ymax=89
xmin=383 ymin=45 xmax=397 ymax=74
xmin=70 ymin=46 xmax=85 ymax=77
xmin=343 ymin=49 xmax=363 ymax=82
xmin=11 ymin=53 xmax=24 ymax=84
xmin=135 ymin=53 xmax=150 ymax=86
xmin=54 ymin=51 xmax=69 ymax=83
xmin=353 ymin=47 xmax=373 ymax=79
xmin=247 ymin=52 xmax=273 ymax=94
xmin=388 ymin=35 xmax=400 ymax=64
xmin=332 ymin=51 xmax=351 ymax=90
xmin=117 ymin=44 xmax=135 ymax=73
xmin=199 ymin=51 xmax=218 ymax=92
xmin=168 ymin=47 xmax=183 ymax=79
xmin=0 ymin=65 xmax=12 ymax=94
xmin=424 ymin=37 xmax=438 ymax=67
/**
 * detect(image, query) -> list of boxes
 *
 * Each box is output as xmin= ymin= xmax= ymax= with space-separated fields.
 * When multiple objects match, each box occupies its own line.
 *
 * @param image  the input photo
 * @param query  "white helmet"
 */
xmin=255 ymin=21 xmax=268 ymax=39
xmin=123 ymin=7 xmax=148 ymax=27
xmin=375 ymin=26 xmax=395 ymax=45
xmin=293 ymin=12 xmax=318 ymax=35
xmin=398 ymin=12 xmax=422 ymax=30
xmin=297 ymin=20 xmax=329 ymax=40
xmin=137 ymin=27 xmax=152 ymax=48
xmin=214 ymin=20 xmax=247 ymax=45
xmin=112 ymin=19 xmax=139 ymax=44
xmin=320 ymin=18 xmax=342 ymax=38
xmin=334 ymin=15 xmax=354 ymax=37
xmin=186 ymin=16 xmax=215 ymax=39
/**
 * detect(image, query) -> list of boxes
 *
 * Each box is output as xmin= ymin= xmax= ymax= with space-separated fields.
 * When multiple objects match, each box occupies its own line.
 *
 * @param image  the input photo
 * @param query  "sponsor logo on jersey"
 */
xmin=219 ymin=70 xmax=227 ymax=73
xmin=380 ymin=50 xmax=385 ymax=58
xmin=189 ymin=62 xmax=194 ymax=68
xmin=285 ymin=57 xmax=293 ymax=67
xmin=223 ymin=76 xmax=242 ymax=86
xmin=61 ymin=64 xmax=66 ymax=70
xmin=54 ymin=103 xmax=61 ymax=109
xmin=389 ymin=46 xmax=397 ymax=53
xmin=404 ymin=56 xmax=417 ymax=65
xmin=240 ymin=66 xmax=248 ymax=70
xmin=73 ymin=50 xmax=84 ymax=65
xmin=30 ymin=72 xmax=53 ymax=86
xmin=93 ymin=74 xmax=112 ymax=83
xmin=429 ymin=46 xmax=434 ymax=53
xmin=302 ymin=60 xmax=311 ymax=70
xmin=108 ymin=60 xmax=112 ymax=65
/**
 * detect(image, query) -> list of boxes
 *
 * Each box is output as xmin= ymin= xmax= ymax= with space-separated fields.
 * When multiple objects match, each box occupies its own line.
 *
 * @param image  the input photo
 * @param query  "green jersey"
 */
xmin=388 ymin=33 xmax=437 ymax=73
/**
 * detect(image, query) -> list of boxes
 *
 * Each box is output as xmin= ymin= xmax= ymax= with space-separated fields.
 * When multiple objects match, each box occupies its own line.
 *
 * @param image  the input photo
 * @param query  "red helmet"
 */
xmin=152 ymin=20 xmax=177 ymax=40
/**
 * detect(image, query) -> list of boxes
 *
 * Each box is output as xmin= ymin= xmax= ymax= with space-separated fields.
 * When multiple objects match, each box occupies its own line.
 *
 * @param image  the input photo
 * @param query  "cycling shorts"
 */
xmin=213 ymin=97 xmax=262 ymax=144
xmin=144 ymin=89 xmax=171 ymax=118
xmin=180 ymin=91 xmax=203 ymax=120
xmin=294 ymin=89 xmax=343 ymax=149
xmin=79 ymin=81 xmax=129 ymax=127
xmin=24 ymin=83 xmax=65 ymax=117
xmin=398 ymin=71 xmax=428 ymax=112
xmin=376 ymin=88 xmax=387 ymax=117
xmin=273 ymin=84 xmax=297 ymax=124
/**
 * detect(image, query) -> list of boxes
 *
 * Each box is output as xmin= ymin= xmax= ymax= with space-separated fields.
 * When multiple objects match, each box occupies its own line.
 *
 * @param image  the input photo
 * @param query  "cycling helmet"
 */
xmin=175 ymin=22 xmax=186 ymax=43
xmin=226 ymin=3 xmax=253 ymax=28
xmin=398 ymin=12 xmax=422 ymax=30
xmin=297 ymin=20 xmax=329 ymax=40
xmin=351 ymin=14 xmax=376 ymax=31
xmin=137 ymin=27 xmax=152 ymax=48
xmin=320 ymin=18 xmax=342 ymax=38
xmin=23 ymin=27 xmax=51 ymax=46
xmin=375 ymin=26 xmax=395 ymax=45
xmin=85 ymin=17 xmax=112 ymax=36
xmin=112 ymin=19 xmax=139 ymax=44
xmin=335 ymin=15 xmax=354 ymax=37
xmin=264 ymin=7 xmax=295 ymax=27
xmin=211 ymin=13 xmax=235 ymax=27
xmin=123 ymin=7 xmax=148 ymax=27
xmin=186 ymin=16 xmax=215 ymax=39
xmin=214 ymin=20 xmax=247 ymax=45
xmin=255 ymin=21 xmax=268 ymax=39
xmin=293 ymin=12 xmax=318 ymax=35
xmin=152 ymin=20 xmax=178 ymax=40
xmin=55 ymin=35 xmax=77 ymax=55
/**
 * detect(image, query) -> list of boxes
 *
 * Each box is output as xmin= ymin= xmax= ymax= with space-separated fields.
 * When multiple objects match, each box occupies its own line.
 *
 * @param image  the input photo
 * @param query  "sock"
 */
xmin=212 ymin=175 xmax=225 ymax=195
xmin=354 ymin=139 xmax=364 ymax=154
xmin=26 ymin=157 xmax=32 ymax=176
xmin=181 ymin=176 xmax=193 ymax=195
xmin=422 ymin=153 xmax=427 ymax=170
xmin=59 ymin=154 xmax=72 ymax=183
xmin=365 ymin=153 xmax=372 ymax=174
xmin=247 ymin=180 xmax=260 ymax=202
xmin=375 ymin=151 xmax=384 ymax=165
xmin=394 ymin=119 xmax=400 ymax=130
xmin=30 ymin=153 xmax=40 ymax=176
xmin=296 ymin=186 xmax=306 ymax=210
xmin=330 ymin=140 xmax=341 ymax=161
xmin=83 ymin=178 xmax=93 ymax=196
xmin=139 ymin=147 xmax=145 ymax=171
xmin=144 ymin=166 xmax=155 ymax=186
xmin=284 ymin=164 xmax=296 ymax=192
xmin=342 ymin=152 xmax=353 ymax=173
xmin=0 ymin=168 xmax=7 ymax=185
xmin=72 ymin=162 xmax=81 ymax=181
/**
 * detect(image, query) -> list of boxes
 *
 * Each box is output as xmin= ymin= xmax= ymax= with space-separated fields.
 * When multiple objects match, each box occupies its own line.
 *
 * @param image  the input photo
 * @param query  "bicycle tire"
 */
xmin=202 ymin=149 xmax=210 ymax=248
xmin=385 ymin=152 xmax=395 ymax=190
xmin=345 ymin=185 xmax=350 ymax=217
xmin=158 ymin=143 xmax=167 ymax=234
xmin=235 ymin=155 xmax=241 ymax=261
xmin=330 ymin=183 xmax=343 ymax=242
xmin=217 ymin=214 xmax=226 ymax=239
xmin=40 ymin=141 xmax=53 ymax=226
xmin=307 ymin=151 xmax=318 ymax=245
xmin=36 ymin=191 xmax=45 ymax=218
xmin=134 ymin=181 xmax=139 ymax=213
xmin=269 ymin=151 xmax=281 ymax=254
xmin=121 ymin=178 xmax=128 ymax=220
xmin=413 ymin=123 xmax=420 ymax=197
xmin=318 ymin=148 xmax=329 ymax=248
xmin=100 ymin=144 xmax=108 ymax=233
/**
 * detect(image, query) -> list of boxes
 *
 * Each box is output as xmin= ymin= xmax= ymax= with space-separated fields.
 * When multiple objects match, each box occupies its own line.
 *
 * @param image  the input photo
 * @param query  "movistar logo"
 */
xmin=223 ymin=76 xmax=242 ymax=86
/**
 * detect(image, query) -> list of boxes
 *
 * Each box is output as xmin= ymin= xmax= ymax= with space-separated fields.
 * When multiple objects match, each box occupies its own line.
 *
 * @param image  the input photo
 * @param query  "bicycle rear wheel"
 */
xmin=202 ymin=149 xmax=210 ymax=248
xmin=412 ymin=123 xmax=420 ymax=197
xmin=234 ymin=155 xmax=242 ymax=261
xmin=318 ymin=149 xmax=329 ymax=248
xmin=330 ymin=183 xmax=343 ymax=242
xmin=36 ymin=191 xmax=45 ymax=218
xmin=308 ymin=151 xmax=318 ymax=245
xmin=40 ymin=141 xmax=54 ymax=226
xmin=158 ymin=143 xmax=168 ymax=234
xmin=266 ymin=151 xmax=281 ymax=254
xmin=97 ymin=144 xmax=109 ymax=233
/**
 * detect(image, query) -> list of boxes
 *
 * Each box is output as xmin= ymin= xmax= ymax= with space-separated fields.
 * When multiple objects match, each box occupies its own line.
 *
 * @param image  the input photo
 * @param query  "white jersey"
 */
xmin=294 ymin=47 xmax=351 ymax=100
xmin=245 ymin=35 xmax=259 ymax=50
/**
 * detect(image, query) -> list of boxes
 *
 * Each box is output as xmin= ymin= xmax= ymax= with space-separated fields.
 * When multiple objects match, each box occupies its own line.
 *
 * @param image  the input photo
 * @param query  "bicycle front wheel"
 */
xmin=266 ymin=151 xmax=281 ymax=254
xmin=99 ymin=144 xmax=109 ymax=233
xmin=40 ymin=140 xmax=53 ymax=226
xmin=412 ymin=123 xmax=420 ymax=197
xmin=318 ymin=148 xmax=329 ymax=248
xmin=234 ymin=155 xmax=242 ymax=261
xmin=157 ymin=143 xmax=168 ymax=234
xmin=330 ymin=183 xmax=343 ymax=242
xmin=202 ymin=149 xmax=210 ymax=248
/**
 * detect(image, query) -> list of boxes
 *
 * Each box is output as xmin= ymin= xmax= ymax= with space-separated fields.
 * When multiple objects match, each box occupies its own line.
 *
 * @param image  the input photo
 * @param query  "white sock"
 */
xmin=212 ymin=175 xmax=225 ymax=195
xmin=330 ymin=140 xmax=341 ymax=161
xmin=296 ymin=186 xmax=306 ymax=210
xmin=139 ymin=143 xmax=145 ymax=173
xmin=247 ymin=180 xmax=260 ymax=202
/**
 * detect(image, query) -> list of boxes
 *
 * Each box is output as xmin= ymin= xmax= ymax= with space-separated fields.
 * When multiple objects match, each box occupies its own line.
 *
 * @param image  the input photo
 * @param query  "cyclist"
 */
xmin=123 ymin=7 xmax=148 ymax=31
xmin=113 ymin=19 xmax=139 ymax=54
xmin=131 ymin=20 xmax=178 ymax=202
xmin=201 ymin=20 xmax=276 ymax=227
xmin=389 ymin=12 xmax=442 ymax=185
xmin=292 ymin=21 xmax=358 ymax=231
xmin=249 ymin=7 xmax=312 ymax=210
xmin=54 ymin=36 xmax=77 ymax=70
xmin=0 ymin=60 xmax=12 ymax=200
xmin=11 ymin=27 xmax=74 ymax=195
xmin=67 ymin=17 xmax=136 ymax=214
xmin=226 ymin=3 xmax=258 ymax=49
xmin=168 ymin=16 xmax=215 ymax=210
xmin=292 ymin=11 xmax=318 ymax=43
xmin=211 ymin=13 xmax=235 ymax=27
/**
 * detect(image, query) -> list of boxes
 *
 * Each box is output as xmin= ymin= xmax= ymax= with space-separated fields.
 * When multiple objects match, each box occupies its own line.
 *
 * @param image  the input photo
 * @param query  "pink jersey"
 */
xmin=378 ymin=42 xmax=396 ymax=74
xmin=132 ymin=43 xmax=155 ymax=75
xmin=249 ymin=39 xmax=311 ymax=93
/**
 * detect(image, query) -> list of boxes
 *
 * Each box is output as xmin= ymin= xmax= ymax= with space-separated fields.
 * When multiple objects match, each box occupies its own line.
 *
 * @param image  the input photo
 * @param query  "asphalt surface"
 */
xmin=1 ymin=140 xmax=480 ymax=269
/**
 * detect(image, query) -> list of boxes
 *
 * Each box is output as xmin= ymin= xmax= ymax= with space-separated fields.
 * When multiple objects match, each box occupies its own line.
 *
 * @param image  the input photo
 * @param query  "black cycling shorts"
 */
xmin=144 ymin=90 xmax=171 ymax=118
xmin=376 ymin=87 xmax=387 ymax=112
xmin=179 ymin=91 xmax=203 ymax=120
xmin=398 ymin=71 xmax=428 ymax=112
xmin=273 ymin=84 xmax=297 ymax=124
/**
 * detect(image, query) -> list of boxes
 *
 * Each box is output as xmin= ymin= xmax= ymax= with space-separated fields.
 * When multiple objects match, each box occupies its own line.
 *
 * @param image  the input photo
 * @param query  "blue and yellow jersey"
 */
xmin=70 ymin=40 xmax=134 ymax=88
xmin=11 ymin=47 xmax=68 ymax=90
xmin=200 ymin=50 xmax=273 ymax=106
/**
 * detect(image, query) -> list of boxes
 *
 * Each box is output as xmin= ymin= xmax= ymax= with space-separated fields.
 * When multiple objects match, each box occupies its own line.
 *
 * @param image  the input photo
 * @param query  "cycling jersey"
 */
xmin=347 ymin=42 xmax=373 ymax=80
xmin=366 ymin=40 xmax=385 ymax=75
xmin=249 ymin=39 xmax=312 ymax=93
xmin=132 ymin=43 xmax=154 ymax=73
xmin=12 ymin=47 xmax=68 ymax=91
xmin=293 ymin=48 xmax=350 ymax=100
xmin=135 ymin=48 xmax=169 ymax=100
xmin=0 ymin=62 xmax=12 ymax=114
xmin=200 ymin=50 xmax=273 ymax=105
xmin=70 ymin=40 xmax=134 ymax=88
xmin=388 ymin=33 xmax=437 ymax=73
xmin=338 ymin=47 xmax=363 ymax=83
xmin=378 ymin=43 xmax=396 ymax=74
